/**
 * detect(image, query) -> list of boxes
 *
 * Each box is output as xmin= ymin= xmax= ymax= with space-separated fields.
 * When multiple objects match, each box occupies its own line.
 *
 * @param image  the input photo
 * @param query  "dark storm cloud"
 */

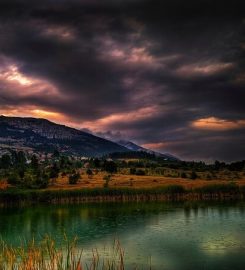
xmin=0 ymin=0 xmax=244 ymax=161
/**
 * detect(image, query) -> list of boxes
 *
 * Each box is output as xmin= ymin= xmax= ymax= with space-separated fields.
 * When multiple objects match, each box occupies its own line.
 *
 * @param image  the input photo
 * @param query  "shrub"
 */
xmin=103 ymin=175 xmax=111 ymax=181
xmin=0 ymin=154 xmax=11 ymax=169
xmin=103 ymin=174 xmax=111 ymax=188
xmin=35 ymin=173 xmax=49 ymax=189
xmin=181 ymin=172 xmax=187 ymax=178
xmin=206 ymin=174 xmax=212 ymax=180
xmin=129 ymin=167 xmax=136 ymax=175
xmin=22 ymin=174 xmax=35 ymax=188
xmin=49 ymin=163 xmax=60 ymax=179
xmin=190 ymin=171 xmax=197 ymax=180
xmin=86 ymin=169 xmax=93 ymax=178
xmin=103 ymin=182 xmax=109 ymax=188
xmin=7 ymin=173 xmax=21 ymax=185
xmin=135 ymin=169 xmax=146 ymax=176
xmin=61 ymin=171 xmax=67 ymax=177
xmin=69 ymin=173 xmax=80 ymax=185
xmin=103 ymin=161 xmax=118 ymax=173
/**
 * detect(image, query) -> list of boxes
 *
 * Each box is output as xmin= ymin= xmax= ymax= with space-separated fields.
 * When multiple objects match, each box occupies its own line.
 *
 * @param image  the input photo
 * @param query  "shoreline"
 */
xmin=0 ymin=183 xmax=245 ymax=206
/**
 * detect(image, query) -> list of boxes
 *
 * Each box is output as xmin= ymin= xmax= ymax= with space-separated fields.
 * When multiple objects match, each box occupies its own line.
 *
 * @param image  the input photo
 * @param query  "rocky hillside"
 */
xmin=0 ymin=116 xmax=127 ymax=156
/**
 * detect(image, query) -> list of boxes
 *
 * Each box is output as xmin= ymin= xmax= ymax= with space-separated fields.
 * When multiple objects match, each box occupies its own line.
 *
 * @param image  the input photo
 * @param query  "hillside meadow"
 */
xmin=46 ymin=169 xmax=245 ymax=191
xmin=1 ymin=168 xmax=245 ymax=192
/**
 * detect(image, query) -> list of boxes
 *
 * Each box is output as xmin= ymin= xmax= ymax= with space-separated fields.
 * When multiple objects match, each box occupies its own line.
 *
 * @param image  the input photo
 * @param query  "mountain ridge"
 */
xmin=0 ymin=116 xmax=178 ymax=160
xmin=116 ymin=140 xmax=179 ymax=161
xmin=0 ymin=115 xmax=127 ymax=156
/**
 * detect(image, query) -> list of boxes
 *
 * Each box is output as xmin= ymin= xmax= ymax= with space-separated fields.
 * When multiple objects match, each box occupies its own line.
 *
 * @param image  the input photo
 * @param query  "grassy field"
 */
xmin=1 ymin=171 xmax=245 ymax=192
xmin=47 ymin=169 xmax=245 ymax=191
xmin=1 ymin=168 xmax=245 ymax=205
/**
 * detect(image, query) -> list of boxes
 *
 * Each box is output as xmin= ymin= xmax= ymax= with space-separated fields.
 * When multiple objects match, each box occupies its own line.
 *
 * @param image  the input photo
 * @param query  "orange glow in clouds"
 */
xmin=0 ymin=107 xmax=84 ymax=130
xmin=0 ymin=107 xmax=65 ymax=122
xmin=82 ymin=106 xmax=159 ymax=131
xmin=192 ymin=117 xmax=245 ymax=130
xmin=142 ymin=142 xmax=168 ymax=150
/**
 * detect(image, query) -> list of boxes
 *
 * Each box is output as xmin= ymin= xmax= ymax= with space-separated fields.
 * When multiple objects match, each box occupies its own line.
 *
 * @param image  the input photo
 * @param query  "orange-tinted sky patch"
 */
xmin=192 ymin=117 xmax=245 ymax=131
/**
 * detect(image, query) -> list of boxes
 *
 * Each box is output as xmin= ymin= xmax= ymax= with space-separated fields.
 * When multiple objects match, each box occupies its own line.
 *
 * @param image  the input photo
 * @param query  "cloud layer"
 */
xmin=0 ymin=0 xmax=245 ymax=161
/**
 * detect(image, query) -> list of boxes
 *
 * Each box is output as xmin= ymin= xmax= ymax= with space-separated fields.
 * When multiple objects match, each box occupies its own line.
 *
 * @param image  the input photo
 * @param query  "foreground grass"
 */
xmin=0 ymin=236 xmax=127 ymax=270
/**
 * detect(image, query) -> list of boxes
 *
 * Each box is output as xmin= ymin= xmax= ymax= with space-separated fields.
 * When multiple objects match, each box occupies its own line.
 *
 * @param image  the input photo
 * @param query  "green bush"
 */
xmin=206 ymin=174 xmax=212 ymax=180
xmin=103 ymin=175 xmax=111 ymax=188
xmin=181 ymin=172 xmax=187 ymax=178
xmin=190 ymin=171 xmax=197 ymax=180
xmin=135 ymin=169 xmax=146 ymax=176
xmin=69 ymin=173 xmax=80 ymax=185
xmin=22 ymin=174 xmax=35 ymax=188
xmin=17 ymin=170 xmax=50 ymax=189
xmin=103 ymin=161 xmax=118 ymax=173
xmin=86 ymin=169 xmax=93 ymax=178
xmin=35 ymin=173 xmax=49 ymax=189
xmin=7 ymin=173 xmax=21 ymax=185
xmin=129 ymin=167 xmax=136 ymax=175
xmin=103 ymin=175 xmax=111 ymax=181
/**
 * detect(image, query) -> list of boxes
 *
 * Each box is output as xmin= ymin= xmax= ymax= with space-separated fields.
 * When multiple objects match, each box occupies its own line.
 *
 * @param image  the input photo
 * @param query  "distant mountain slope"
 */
xmin=117 ymin=140 xmax=179 ymax=161
xmin=0 ymin=116 xmax=127 ymax=156
xmin=116 ymin=140 xmax=148 ymax=152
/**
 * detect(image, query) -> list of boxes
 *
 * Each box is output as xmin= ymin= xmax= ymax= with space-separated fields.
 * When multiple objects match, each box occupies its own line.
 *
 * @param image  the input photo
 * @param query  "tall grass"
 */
xmin=194 ymin=182 xmax=240 ymax=194
xmin=0 ymin=186 xmax=186 ymax=205
xmin=0 ymin=183 xmax=245 ymax=205
xmin=0 ymin=236 xmax=127 ymax=270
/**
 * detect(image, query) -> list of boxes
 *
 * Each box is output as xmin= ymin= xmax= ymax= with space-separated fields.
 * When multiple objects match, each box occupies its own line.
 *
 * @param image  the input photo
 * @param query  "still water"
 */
xmin=1 ymin=202 xmax=245 ymax=270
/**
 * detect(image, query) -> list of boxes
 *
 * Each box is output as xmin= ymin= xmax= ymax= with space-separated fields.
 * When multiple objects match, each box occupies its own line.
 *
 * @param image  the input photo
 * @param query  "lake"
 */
xmin=1 ymin=202 xmax=245 ymax=270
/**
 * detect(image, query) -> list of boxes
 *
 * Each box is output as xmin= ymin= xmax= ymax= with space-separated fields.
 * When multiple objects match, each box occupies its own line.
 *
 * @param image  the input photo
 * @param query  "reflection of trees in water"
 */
xmin=1 ymin=201 xmax=245 ymax=246
xmin=1 ymin=202 xmax=245 ymax=270
xmin=183 ymin=201 xmax=245 ymax=222
xmin=0 ymin=202 xmax=177 ymax=245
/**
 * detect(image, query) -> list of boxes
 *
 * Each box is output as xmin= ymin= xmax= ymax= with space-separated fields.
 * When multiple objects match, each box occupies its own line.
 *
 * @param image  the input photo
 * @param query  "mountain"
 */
xmin=116 ymin=140 xmax=151 ymax=152
xmin=116 ymin=140 xmax=179 ymax=161
xmin=0 ymin=116 xmax=127 ymax=156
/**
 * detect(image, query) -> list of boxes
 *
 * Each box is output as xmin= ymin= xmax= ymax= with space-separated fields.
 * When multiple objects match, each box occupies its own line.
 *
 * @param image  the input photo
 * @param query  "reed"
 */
xmin=0 ymin=236 xmax=128 ymax=270
xmin=194 ymin=182 xmax=240 ymax=194
xmin=0 ymin=183 xmax=245 ymax=206
xmin=0 ymin=186 xmax=186 ymax=205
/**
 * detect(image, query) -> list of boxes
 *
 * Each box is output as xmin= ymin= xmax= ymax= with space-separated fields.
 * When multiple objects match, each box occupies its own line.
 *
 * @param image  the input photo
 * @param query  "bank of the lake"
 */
xmin=1 ymin=183 xmax=245 ymax=206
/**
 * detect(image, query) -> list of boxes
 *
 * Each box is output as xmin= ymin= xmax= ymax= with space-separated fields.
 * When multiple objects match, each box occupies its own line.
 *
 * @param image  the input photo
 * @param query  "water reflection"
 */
xmin=1 ymin=202 xmax=245 ymax=270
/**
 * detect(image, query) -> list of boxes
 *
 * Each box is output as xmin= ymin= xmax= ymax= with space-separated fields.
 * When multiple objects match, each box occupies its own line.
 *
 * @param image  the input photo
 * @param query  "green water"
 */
xmin=1 ymin=202 xmax=245 ymax=269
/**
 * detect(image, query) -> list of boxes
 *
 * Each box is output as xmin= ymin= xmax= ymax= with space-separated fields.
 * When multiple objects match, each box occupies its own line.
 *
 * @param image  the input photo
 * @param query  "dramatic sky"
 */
xmin=0 ymin=0 xmax=244 ymax=162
